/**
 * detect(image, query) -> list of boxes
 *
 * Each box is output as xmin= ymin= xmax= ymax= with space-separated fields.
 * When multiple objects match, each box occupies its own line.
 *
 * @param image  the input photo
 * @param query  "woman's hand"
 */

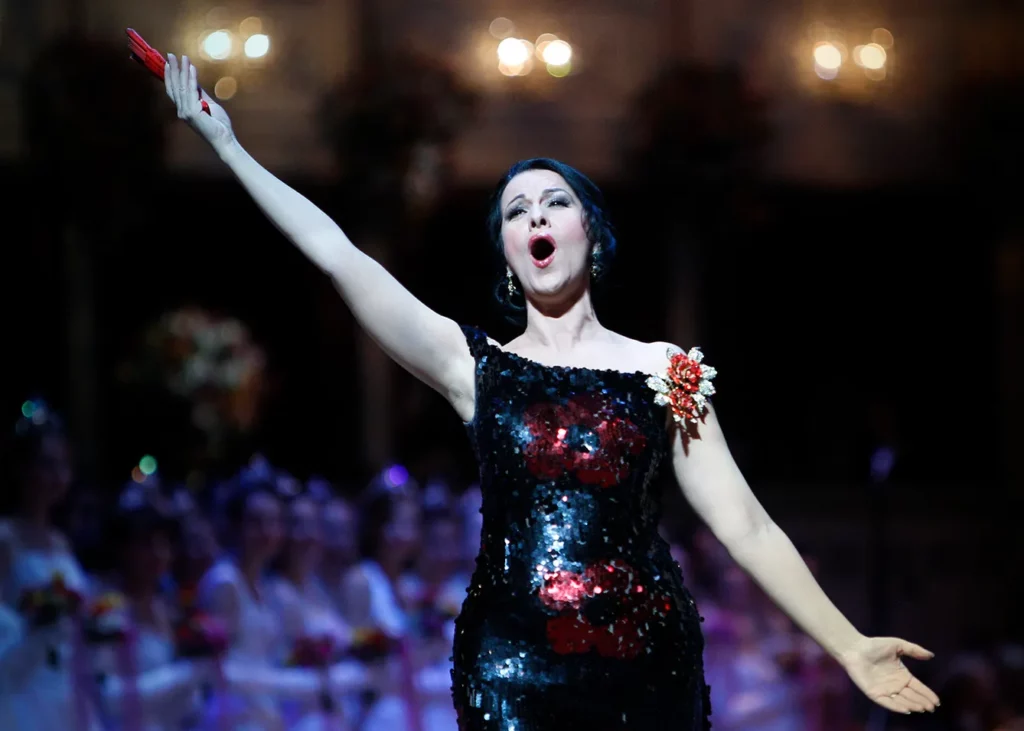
xmin=165 ymin=54 xmax=235 ymax=153
xmin=841 ymin=636 xmax=940 ymax=714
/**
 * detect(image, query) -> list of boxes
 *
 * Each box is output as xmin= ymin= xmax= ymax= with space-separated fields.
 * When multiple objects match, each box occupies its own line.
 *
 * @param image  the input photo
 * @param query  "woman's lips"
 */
xmin=530 ymin=234 xmax=557 ymax=268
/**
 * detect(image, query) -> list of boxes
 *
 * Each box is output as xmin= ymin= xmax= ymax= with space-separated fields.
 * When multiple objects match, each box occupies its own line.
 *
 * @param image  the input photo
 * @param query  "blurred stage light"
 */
xmin=871 ymin=28 xmax=894 ymax=48
xmin=244 ymin=33 xmax=270 ymax=58
xmin=202 ymin=30 xmax=233 ymax=60
xmin=214 ymin=76 xmax=238 ymax=99
xmin=535 ymin=33 xmax=559 ymax=59
xmin=489 ymin=17 xmax=515 ymax=39
xmin=856 ymin=43 xmax=886 ymax=70
xmin=239 ymin=16 xmax=263 ymax=37
xmin=813 ymin=42 xmax=842 ymax=70
xmin=542 ymin=40 xmax=572 ymax=66
xmin=497 ymin=37 xmax=531 ymax=66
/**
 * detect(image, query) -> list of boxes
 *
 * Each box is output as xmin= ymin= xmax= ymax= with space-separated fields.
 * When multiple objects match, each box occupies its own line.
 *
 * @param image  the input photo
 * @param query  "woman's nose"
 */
xmin=529 ymin=208 xmax=548 ymax=229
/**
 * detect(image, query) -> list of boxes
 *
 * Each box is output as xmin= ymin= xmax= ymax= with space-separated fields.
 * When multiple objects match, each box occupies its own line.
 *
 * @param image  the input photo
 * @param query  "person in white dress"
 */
xmin=0 ymin=401 xmax=99 ymax=730
xmin=345 ymin=467 xmax=424 ymax=731
xmin=267 ymin=481 xmax=367 ymax=730
xmin=92 ymin=494 xmax=210 ymax=730
xmin=198 ymin=463 xmax=367 ymax=730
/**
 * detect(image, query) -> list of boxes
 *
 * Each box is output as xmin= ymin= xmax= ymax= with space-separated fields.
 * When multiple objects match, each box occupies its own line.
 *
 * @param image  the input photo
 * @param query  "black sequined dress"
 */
xmin=451 ymin=326 xmax=710 ymax=730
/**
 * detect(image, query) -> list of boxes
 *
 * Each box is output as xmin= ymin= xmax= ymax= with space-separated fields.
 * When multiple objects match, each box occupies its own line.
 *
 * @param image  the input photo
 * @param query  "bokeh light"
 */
xmin=244 ymin=33 xmax=270 ymax=58
xmin=497 ymin=37 xmax=531 ymax=67
xmin=139 ymin=455 xmax=158 ymax=476
xmin=489 ymin=17 xmax=515 ymax=39
xmin=202 ymin=30 xmax=233 ymax=61
xmin=813 ymin=42 xmax=842 ymax=70
xmin=547 ymin=61 xmax=572 ymax=78
xmin=214 ymin=76 xmax=238 ymax=99
xmin=871 ymin=28 xmax=894 ymax=48
xmin=856 ymin=43 xmax=886 ymax=70
xmin=542 ymin=40 xmax=572 ymax=66
xmin=535 ymin=33 xmax=559 ymax=59
xmin=239 ymin=16 xmax=263 ymax=37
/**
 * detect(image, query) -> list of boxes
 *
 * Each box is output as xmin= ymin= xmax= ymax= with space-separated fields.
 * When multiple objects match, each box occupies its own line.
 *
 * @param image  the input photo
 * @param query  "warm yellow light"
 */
xmin=542 ymin=40 xmax=572 ymax=66
xmin=214 ymin=76 xmax=238 ymax=99
xmin=871 ymin=28 xmax=894 ymax=49
xmin=857 ymin=43 xmax=886 ymax=70
xmin=497 ymin=38 xmax=531 ymax=67
xmin=489 ymin=17 xmax=515 ymax=39
xmin=202 ymin=30 xmax=233 ymax=61
xmin=244 ymin=33 xmax=270 ymax=58
xmin=239 ymin=16 xmax=262 ymax=37
xmin=813 ymin=42 xmax=842 ymax=70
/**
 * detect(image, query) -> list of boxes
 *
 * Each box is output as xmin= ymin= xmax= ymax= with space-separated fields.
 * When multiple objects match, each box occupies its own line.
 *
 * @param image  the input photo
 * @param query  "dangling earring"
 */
xmin=506 ymin=267 xmax=516 ymax=297
xmin=591 ymin=243 xmax=602 ymax=277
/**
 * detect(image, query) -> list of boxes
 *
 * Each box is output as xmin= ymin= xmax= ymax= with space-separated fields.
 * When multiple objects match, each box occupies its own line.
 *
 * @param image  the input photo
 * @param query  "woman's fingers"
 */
xmin=164 ymin=61 xmax=174 ymax=104
xmin=167 ymin=53 xmax=181 ymax=112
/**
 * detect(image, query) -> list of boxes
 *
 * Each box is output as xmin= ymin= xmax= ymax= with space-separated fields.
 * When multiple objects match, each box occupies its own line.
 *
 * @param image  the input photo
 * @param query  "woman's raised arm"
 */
xmin=165 ymin=55 xmax=475 ymax=418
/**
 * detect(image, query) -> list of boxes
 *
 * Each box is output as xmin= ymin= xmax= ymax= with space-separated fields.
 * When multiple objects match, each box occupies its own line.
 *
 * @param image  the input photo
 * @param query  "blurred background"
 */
xmin=1 ymin=0 xmax=1022 ymax=728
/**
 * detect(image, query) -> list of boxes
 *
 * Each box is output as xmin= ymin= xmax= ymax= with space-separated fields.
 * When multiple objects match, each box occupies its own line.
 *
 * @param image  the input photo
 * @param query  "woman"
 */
xmin=161 ymin=54 xmax=939 ymax=727
xmin=267 ymin=483 xmax=364 ymax=730
xmin=0 ymin=401 xmax=98 ymax=730
xmin=198 ymin=463 xmax=366 ymax=730
xmin=94 ymin=496 xmax=208 ymax=730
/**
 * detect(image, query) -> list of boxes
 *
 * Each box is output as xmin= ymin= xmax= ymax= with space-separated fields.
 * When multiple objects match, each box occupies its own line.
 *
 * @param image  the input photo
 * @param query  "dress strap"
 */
xmin=460 ymin=325 xmax=493 ymax=361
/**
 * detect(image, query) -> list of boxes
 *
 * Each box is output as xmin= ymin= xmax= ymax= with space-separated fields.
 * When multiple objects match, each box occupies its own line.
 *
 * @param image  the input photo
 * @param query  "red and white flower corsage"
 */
xmin=646 ymin=347 xmax=717 ymax=424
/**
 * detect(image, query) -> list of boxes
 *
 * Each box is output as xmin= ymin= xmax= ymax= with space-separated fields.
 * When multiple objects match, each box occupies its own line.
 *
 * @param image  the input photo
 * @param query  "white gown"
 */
xmin=267 ymin=575 xmax=366 ymax=731
xmin=93 ymin=616 xmax=205 ymax=731
xmin=0 ymin=530 xmax=99 ymax=730
xmin=359 ymin=561 xmax=459 ymax=731
xmin=197 ymin=559 xmax=363 ymax=731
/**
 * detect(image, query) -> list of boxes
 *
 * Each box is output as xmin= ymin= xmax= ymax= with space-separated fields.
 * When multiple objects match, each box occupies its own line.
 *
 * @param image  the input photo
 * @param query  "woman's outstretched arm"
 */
xmin=668 ymin=399 xmax=939 ymax=715
xmin=164 ymin=54 xmax=475 ymax=419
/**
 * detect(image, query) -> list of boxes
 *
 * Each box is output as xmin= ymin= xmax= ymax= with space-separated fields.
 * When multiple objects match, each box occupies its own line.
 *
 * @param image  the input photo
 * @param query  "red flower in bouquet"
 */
xmin=18 ymin=571 xmax=84 ymax=627
xmin=288 ymin=635 xmax=336 ymax=668
xmin=175 ymin=609 xmax=228 ymax=659
xmin=83 ymin=592 xmax=132 ymax=644
xmin=349 ymin=626 xmax=398 ymax=662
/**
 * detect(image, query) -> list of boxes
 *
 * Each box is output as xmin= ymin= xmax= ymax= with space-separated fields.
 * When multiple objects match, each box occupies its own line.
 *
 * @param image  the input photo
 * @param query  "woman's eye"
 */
xmin=505 ymin=208 xmax=524 ymax=220
xmin=548 ymin=197 xmax=571 ymax=207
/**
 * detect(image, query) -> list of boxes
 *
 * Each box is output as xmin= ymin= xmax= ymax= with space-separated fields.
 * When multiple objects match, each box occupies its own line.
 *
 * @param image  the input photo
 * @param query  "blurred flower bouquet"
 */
xmin=18 ymin=571 xmax=84 ymax=628
xmin=287 ymin=635 xmax=337 ymax=668
xmin=18 ymin=571 xmax=84 ymax=667
xmin=349 ymin=626 xmax=399 ymax=662
xmin=83 ymin=592 xmax=132 ymax=644
xmin=120 ymin=307 xmax=266 ymax=461
xmin=174 ymin=609 xmax=228 ymax=659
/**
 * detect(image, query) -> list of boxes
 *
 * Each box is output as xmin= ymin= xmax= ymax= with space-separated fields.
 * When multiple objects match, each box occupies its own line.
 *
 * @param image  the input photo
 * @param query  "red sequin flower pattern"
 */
xmin=539 ymin=560 xmax=674 ymax=660
xmin=521 ymin=394 xmax=647 ymax=487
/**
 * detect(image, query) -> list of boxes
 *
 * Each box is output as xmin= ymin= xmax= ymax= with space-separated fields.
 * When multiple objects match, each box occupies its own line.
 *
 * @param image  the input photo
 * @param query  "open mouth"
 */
xmin=529 ymin=235 xmax=556 ymax=265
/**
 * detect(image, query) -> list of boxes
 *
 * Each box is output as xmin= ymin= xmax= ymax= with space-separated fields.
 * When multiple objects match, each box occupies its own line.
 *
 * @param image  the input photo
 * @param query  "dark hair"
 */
xmin=487 ymin=158 xmax=617 ymax=322
xmin=2 ymin=399 xmax=67 ymax=514
xmin=357 ymin=466 xmax=419 ymax=559
xmin=217 ymin=456 xmax=282 ymax=540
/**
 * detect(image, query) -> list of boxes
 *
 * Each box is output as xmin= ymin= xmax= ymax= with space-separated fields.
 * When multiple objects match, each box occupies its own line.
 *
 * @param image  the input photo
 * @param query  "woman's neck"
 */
xmin=375 ymin=554 xmax=404 ymax=582
xmin=522 ymin=287 xmax=603 ymax=352
xmin=238 ymin=551 xmax=264 ymax=588
xmin=285 ymin=562 xmax=310 ymax=589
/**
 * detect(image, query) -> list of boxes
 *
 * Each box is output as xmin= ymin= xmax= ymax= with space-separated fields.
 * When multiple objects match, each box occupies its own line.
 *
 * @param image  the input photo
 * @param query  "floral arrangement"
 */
xmin=646 ymin=347 xmax=717 ymax=425
xmin=348 ymin=626 xmax=398 ymax=662
xmin=82 ymin=592 xmax=132 ymax=643
xmin=18 ymin=571 xmax=84 ymax=627
xmin=174 ymin=609 xmax=228 ymax=659
xmin=122 ymin=306 xmax=266 ymax=440
xmin=287 ymin=635 xmax=337 ymax=668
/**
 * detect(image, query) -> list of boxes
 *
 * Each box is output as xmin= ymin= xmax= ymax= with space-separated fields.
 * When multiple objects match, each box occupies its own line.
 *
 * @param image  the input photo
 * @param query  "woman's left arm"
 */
xmin=670 ymin=404 xmax=940 ymax=714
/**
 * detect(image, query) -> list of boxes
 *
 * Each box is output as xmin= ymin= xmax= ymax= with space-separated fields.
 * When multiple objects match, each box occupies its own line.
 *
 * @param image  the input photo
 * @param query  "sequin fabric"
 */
xmin=452 ymin=326 xmax=711 ymax=731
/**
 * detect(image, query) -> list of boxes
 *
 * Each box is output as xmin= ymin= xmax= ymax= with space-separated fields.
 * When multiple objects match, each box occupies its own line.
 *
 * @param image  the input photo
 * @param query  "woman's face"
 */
xmin=286 ymin=496 xmax=322 ymax=569
xmin=383 ymin=497 xmax=421 ymax=561
xmin=125 ymin=530 xmax=173 ymax=586
xmin=321 ymin=499 xmax=357 ymax=564
xmin=180 ymin=514 xmax=218 ymax=568
xmin=23 ymin=434 xmax=73 ymax=509
xmin=500 ymin=169 xmax=591 ymax=304
xmin=241 ymin=491 xmax=283 ymax=562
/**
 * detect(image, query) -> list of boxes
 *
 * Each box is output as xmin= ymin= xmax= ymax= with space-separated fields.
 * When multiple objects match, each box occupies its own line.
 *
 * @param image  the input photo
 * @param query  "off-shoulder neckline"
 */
xmin=482 ymin=336 xmax=655 ymax=381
